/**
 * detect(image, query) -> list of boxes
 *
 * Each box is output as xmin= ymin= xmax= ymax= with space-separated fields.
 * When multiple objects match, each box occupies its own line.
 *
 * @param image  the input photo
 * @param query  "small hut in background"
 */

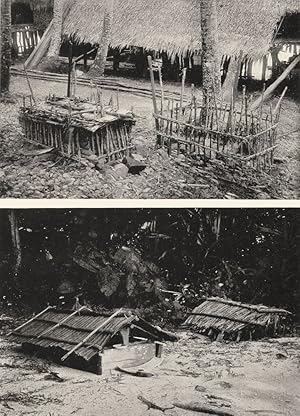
xmin=183 ymin=297 xmax=292 ymax=341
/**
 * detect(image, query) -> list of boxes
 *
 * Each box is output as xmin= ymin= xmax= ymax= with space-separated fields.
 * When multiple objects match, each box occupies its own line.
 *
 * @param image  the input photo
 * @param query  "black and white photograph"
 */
xmin=0 ymin=1 xmax=300 ymax=415
xmin=0 ymin=0 xmax=299 ymax=199
xmin=0 ymin=208 xmax=299 ymax=415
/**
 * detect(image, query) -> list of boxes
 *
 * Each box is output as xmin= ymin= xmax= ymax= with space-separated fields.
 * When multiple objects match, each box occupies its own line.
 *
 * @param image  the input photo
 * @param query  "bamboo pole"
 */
xmin=274 ymin=86 xmax=288 ymax=114
xmin=250 ymin=54 xmax=300 ymax=110
xmin=37 ymin=306 xmax=87 ymax=339
xmin=147 ymin=56 xmax=159 ymax=117
xmin=180 ymin=68 xmax=187 ymax=114
xmin=61 ymin=308 xmax=123 ymax=361
xmin=8 ymin=306 xmax=53 ymax=336
xmin=23 ymin=64 xmax=36 ymax=104
xmin=158 ymin=66 xmax=164 ymax=114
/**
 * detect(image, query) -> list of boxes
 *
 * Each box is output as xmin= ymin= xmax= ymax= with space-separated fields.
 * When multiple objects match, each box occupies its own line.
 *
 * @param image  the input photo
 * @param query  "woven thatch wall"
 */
xmin=62 ymin=0 xmax=300 ymax=58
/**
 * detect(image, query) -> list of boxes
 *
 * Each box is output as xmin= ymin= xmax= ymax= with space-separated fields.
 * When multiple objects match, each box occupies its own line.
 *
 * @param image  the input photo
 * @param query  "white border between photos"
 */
xmin=0 ymin=199 xmax=299 ymax=208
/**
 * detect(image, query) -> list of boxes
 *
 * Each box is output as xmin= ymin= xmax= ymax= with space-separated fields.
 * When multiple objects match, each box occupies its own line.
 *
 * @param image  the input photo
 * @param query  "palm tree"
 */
xmin=48 ymin=0 xmax=63 ymax=57
xmin=222 ymin=51 xmax=243 ymax=104
xmin=0 ymin=0 xmax=12 ymax=94
xmin=200 ymin=0 xmax=221 ymax=108
xmin=89 ymin=0 xmax=114 ymax=78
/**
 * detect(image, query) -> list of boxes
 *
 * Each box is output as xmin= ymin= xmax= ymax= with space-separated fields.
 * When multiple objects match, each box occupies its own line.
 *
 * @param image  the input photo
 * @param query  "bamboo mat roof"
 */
xmin=10 ymin=308 xmax=178 ymax=362
xmin=62 ymin=0 xmax=300 ymax=59
xmin=184 ymin=297 xmax=291 ymax=339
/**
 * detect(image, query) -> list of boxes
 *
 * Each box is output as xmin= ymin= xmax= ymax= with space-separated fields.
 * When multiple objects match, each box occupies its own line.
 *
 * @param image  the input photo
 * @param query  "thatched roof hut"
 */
xmin=62 ymin=0 xmax=300 ymax=59
xmin=183 ymin=297 xmax=292 ymax=341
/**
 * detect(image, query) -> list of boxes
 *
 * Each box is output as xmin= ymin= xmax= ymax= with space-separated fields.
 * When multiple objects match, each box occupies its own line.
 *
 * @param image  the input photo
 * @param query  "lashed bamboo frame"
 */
xmin=19 ymin=102 xmax=135 ymax=164
xmin=153 ymin=95 xmax=281 ymax=171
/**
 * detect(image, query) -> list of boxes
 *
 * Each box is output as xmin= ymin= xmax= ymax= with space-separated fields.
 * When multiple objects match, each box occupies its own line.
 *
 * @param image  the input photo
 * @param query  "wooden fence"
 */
xmin=148 ymin=57 xmax=284 ymax=171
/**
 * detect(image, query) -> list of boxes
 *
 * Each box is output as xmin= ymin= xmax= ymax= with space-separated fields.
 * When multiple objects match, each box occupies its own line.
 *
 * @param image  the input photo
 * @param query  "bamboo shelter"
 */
xmin=19 ymin=93 xmax=136 ymax=165
xmin=183 ymin=298 xmax=292 ymax=341
xmin=9 ymin=307 xmax=178 ymax=374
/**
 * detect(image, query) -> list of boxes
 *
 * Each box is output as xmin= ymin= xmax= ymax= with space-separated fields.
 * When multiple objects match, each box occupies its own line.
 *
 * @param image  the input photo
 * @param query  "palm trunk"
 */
xmin=222 ymin=51 xmax=243 ymax=104
xmin=48 ymin=0 xmax=63 ymax=57
xmin=200 ymin=0 xmax=221 ymax=108
xmin=1 ymin=0 xmax=12 ymax=94
xmin=89 ymin=7 xmax=112 ymax=78
xmin=8 ymin=210 xmax=21 ymax=283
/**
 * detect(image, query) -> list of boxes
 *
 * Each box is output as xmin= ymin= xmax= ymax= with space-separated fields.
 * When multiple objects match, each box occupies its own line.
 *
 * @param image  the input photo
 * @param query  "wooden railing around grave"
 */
xmin=148 ymin=57 xmax=286 ymax=171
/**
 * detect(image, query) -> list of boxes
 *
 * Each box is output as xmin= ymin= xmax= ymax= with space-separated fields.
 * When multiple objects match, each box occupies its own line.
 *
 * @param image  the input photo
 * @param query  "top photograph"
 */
xmin=0 ymin=0 xmax=299 ymax=199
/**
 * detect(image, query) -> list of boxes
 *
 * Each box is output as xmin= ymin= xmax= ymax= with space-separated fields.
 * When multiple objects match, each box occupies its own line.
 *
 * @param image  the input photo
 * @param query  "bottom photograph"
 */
xmin=0 ymin=208 xmax=299 ymax=416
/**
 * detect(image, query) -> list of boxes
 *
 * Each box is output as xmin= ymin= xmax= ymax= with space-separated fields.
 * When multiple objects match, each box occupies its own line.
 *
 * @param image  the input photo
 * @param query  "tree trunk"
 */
xmin=200 ymin=0 xmax=221 ymax=109
xmin=222 ymin=51 xmax=243 ymax=104
xmin=1 ymin=0 xmax=12 ymax=94
xmin=89 ymin=3 xmax=113 ymax=78
xmin=247 ymin=58 xmax=253 ymax=79
xmin=271 ymin=46 xmax=281 ymax=81
xmin=261 ymin=54 xmax=268 ymax=82
xmin=250 ymin=54 xmax=300 ymax=110
xmin=8 ymin=210 xmax=21 ymax=283
xmin=48 ymin=0 xmax=63 ymax=57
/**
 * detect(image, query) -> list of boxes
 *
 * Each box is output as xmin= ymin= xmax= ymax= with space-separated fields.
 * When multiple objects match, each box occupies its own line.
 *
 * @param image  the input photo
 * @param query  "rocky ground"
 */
xmin=0 ymin=312 xmax=299 ymax=416
xmin=0 ymin=75 xmax=299 ymax=199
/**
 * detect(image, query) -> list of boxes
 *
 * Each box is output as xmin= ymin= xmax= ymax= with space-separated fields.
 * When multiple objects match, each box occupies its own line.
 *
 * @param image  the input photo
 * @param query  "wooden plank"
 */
xmin=25 ymin=20 xmax=54 ymax=69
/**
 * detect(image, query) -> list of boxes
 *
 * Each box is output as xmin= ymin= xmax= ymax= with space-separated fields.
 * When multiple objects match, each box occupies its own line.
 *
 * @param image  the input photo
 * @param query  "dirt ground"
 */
xmin=0 ymin=74 xmax=299 ymax=199
xmin=0 ymin=329 xmax=299 ymax=416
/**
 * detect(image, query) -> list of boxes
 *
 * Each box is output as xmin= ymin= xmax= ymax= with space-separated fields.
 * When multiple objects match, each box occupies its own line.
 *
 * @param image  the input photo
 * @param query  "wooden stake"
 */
xmin=158 ymin=67 xmax=164 ymax=114
xmin=274 ymin=86 xmax=288 ymax=114
xmin=180 ymin=68 xmax=187 ymax=115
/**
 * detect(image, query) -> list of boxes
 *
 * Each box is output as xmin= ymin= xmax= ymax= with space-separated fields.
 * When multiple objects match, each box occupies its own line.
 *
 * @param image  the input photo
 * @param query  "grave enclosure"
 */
xmin=149 ymin=58 xmax=284 ymax=171
xmin=19 ymin=94 xmax=136 ymax=165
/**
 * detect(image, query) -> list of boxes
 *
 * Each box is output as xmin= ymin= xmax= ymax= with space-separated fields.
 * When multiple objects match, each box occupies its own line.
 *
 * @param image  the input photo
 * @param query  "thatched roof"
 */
xmin=183 ymin=297 xmax=292 ymax=341
xmin=10 ymin=307 xmax=178 ymax=362
xmin=62 ymin=0 xmax=300 ymax=58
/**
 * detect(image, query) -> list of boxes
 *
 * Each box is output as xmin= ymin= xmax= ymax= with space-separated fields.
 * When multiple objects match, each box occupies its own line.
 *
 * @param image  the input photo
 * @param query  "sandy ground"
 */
xmin=0 ymin=74 xmax=299 ymax=199
xmin=0 ymin=332 xmax=299 ymax=416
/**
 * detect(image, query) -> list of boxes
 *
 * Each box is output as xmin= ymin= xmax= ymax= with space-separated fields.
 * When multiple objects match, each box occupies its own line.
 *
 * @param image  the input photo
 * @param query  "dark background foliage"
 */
xmin=0 ymin=208 xmax=299 ymax=322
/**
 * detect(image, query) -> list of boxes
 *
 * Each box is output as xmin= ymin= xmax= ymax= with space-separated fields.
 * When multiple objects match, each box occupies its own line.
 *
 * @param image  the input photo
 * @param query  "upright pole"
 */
xmin=147 ymin=55 xmax=161 ymax=144
xmin=67 ymin=41 xmax=73 ymax=97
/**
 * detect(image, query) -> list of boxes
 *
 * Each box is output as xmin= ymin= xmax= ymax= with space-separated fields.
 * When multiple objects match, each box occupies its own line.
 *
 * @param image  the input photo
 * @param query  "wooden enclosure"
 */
xmin=149 ymin=58 xmax=284 ymax=171
xmin=19 ymin=95 xmax=136 ymax=164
